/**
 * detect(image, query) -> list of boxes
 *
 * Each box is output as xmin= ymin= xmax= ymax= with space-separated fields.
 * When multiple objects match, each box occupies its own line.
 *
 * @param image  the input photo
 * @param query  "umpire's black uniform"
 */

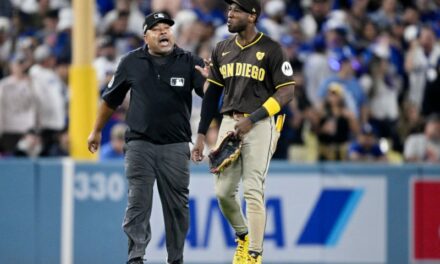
xmin=102 ymin=44 xmax=204 ymax=263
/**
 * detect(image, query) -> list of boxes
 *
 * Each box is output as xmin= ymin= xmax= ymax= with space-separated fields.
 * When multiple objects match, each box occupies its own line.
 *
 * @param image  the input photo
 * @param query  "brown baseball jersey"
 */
xmin=207 ymin=32 xmax=295 ymax=114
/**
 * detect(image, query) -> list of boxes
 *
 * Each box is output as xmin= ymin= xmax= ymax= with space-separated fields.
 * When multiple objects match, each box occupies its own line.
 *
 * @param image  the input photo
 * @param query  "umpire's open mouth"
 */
xmin=159 ymin=36 xmax=170 ymax=47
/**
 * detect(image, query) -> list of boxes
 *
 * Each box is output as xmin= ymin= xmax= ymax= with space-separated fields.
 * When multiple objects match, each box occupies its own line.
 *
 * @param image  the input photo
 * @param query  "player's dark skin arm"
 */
xmin=87 ymin=101 xmax=115 ymax=153
xmin=191 ymin=60 xmax=213 ymax=162
xmin=191 ymin=82 xmax=223 ymax=162
xmin=235 ymin=84 xmax=295 ymax=137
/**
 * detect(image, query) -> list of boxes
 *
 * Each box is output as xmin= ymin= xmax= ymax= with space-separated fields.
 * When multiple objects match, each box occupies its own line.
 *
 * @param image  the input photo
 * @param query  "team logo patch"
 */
xmin=256 ymin=52 xmax=265 ymax=61
xmin=281 ymin=61 xmax=293 ymax=76
xmin=171 ymin=77 xmax=185 ymax=87
xmin=108 ymin=75 xmax=115 ymax=88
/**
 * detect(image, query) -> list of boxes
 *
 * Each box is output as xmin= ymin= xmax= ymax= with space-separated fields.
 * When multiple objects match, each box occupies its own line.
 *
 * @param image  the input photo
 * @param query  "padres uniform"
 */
xmin=205 ymin=32 xmax=295 ymax=253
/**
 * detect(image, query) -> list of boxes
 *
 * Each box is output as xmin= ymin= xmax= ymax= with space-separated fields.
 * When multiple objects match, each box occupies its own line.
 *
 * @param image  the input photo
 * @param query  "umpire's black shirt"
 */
xmin=102 ymin=44 xmax=205 ymax=144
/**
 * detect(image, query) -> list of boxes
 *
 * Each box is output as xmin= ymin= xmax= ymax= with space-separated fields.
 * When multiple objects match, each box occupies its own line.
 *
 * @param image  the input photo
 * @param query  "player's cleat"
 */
xmin=246 ymin=251 xmax=262 ymax=264
xmin=126 ymin=257 xmax=143 ymax=264
xmin=232 ymin=234 xmax=249 ymax=264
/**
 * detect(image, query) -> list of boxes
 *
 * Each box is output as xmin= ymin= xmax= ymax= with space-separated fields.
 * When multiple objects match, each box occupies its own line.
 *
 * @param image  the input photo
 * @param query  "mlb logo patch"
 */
xmin=171 ymin=77 xmax=185 ymax=87
xmin=154 ymin=13 xmax=165 ymax=19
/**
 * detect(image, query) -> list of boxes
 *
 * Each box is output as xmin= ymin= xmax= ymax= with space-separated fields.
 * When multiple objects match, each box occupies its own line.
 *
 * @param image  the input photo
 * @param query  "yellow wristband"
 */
xmin=262 ymin=97 xmax=281 ymax=116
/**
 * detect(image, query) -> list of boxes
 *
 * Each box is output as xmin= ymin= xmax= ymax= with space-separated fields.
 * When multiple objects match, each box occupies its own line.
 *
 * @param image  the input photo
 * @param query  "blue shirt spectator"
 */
xmin=348 ymin=124 xmax=386 ymax=162
xmin=318 ymin=75 xmax=366 ymax=118
xmin=99 ymin=123 xmax=127 ymax=161
xmin=99 ymin=142 xmax=124 ymax=160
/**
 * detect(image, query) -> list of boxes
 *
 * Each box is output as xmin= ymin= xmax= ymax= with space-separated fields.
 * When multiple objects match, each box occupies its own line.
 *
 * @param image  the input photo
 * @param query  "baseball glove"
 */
xmin=209 ymin=131 xmax=242 ymax=174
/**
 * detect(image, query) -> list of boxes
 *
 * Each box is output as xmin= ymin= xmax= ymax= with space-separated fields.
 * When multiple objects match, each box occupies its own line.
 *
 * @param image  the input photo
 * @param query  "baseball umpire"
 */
xmin=88 ymin=12 xmax=206 ymax=264
xmin=191 ymin=0 xmax=295 ymax=263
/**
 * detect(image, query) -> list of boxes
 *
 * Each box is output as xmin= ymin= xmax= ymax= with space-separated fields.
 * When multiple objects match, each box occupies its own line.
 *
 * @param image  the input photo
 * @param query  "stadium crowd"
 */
xmin=0 ymin=0 xmax=439 ymax=162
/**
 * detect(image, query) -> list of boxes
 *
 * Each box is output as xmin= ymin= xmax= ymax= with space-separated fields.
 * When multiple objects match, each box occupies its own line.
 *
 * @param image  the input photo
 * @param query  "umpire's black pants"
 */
xmin=123 ymin=140 xmax=190 ymax=263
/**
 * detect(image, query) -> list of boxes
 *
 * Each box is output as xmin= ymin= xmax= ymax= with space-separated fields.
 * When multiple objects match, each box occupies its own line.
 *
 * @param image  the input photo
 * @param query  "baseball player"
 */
xmin=88 ymin=12 xmax=205 ymax=264
xmin=191 ymin=0 xmax=295 ymax=263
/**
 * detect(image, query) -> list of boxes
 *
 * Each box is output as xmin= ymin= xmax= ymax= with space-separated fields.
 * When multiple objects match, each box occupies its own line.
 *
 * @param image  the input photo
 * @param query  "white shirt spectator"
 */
xmin=94 ymin=56 xmax=119 ymax=90
xmin=11 ymin=0 xmax=69 ymax=14
xmin=304 ymin=52 xmax=332 ymax=106
xmin=0 ymin=17 xmax=12 ymax=62
xmin=259 ymin=0 xmax=291 ymax=42
xmin=406 ymin=43 xmax=440 ymax=109
xmin=404 ymin=134 xmax=440 ymax=162
xmin=0 ymin=76 xmax=39 ymax=134
xmin=102 ymin=2 xmax=144 ymax=36
xmin=370 ymin=80 xmax=400 ymax=120
xmin=404 ymin=115 xmax=440 ymax=162
xmin=29 ymin=64 xmax=66 ymax=130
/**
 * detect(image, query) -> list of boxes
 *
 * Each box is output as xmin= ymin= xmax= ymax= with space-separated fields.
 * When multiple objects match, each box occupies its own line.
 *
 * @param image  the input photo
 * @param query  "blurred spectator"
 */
xmin=399 ymin=103 xmax=425 ymax=141
xmin=404 ymin=114 xmax=440 ymax=163
xmin=0 ymin=17 xmax=12 ymax=78
xmin=361 ymin=43 xmax=403 ymax=151
xmin=316 ymin=83 xmax=359 ymax=161
xmin=195 ymin=40 xmax=212 ymax=60
xmin=347 ymin=0 xmax=370 ymax=41
xmin=97 ymin=0 xmax=115 ymax=16
xmin=324 ymin=25 xmax=348 ymax=52
xmin=280 ymin=34 xmax=303 ymax=67
xmin=348 ymin=123 xmax=387 ymax=162
xmin=357 ymin=19 xmax=380 ymax=51
xmin=103 ymin=10 xmax=140 ymax=56
xmin=390 ymin=16 xmax=407 ymax=50
xmin=0 ymin=52 xmax=40 ymax=155
xmin=53 ymin=7 xmax=72 ymax=63
xmin=0 ymin=0 xmax=13 ymax=18
xmin=99 ymin=123 xmax=127 ymax=160
xmin=151 ymin=0 xmax=182 ymax=17
xmin=11 ymin=0 xmax=68 ymax=15
xmin=414 ymin=0 xmax=440 ymax=24
xmin=191 ymin=0 xmax=227 ymax=28
xmin=318 ymin=47 xmax=367 ymax=122
xmin=402 ymin=5 xmax=420 ymax=27
xmin=369 ymin=0 xmax=400 ymax=31
xmin=102 ymin=0 xmax=144 ymax=36
xmin=173 ymin=9 xmax=199 ymax=52
xmin=35 ymin=9 xmax=59 ymax=47
xmin=101 ymin=105 xmax=129 ymax=146
xmin=30 ymin=44 xmax=67 ymax=156
xmin=260 ymin=0 xmax=293 ymax=41
xmin=405 ymin=26 xmax=440 ymax=111
xmin=94 ymin=35 xmax=118 ymax=91
xmin=422 ymin=57 xmax=440 ymax=116
xmin=303 ymin=34 xmax=332 ymax=107
xmin=48 ymin=129 xmax=69 ymax=156
xmin=300 ymin=0 xmax=331 ymax=41
xmin=13 ymin=131 xmax=42 ymax=157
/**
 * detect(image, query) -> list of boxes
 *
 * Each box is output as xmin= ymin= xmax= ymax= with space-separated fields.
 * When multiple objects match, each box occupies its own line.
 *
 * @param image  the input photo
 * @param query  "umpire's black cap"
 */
xmin=225 ymin=0 xmax=261 ymax=17
xmin=143 ymin=12 xmax=174 ymax=33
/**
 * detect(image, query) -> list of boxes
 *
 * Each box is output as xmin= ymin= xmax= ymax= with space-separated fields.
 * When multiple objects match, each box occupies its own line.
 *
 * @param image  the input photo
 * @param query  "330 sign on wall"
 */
xmin=74 ymin=172 xmax=125 ymax=201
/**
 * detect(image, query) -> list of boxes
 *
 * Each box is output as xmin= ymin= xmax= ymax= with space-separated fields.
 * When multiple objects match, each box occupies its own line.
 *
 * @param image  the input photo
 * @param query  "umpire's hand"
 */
xmin=87 ymin=130 xmax=102 ymax=153
xmin=191 ymin=134 xmax=206 ymax=163
xmin=195 ymin=58 xmax=211 ymax=78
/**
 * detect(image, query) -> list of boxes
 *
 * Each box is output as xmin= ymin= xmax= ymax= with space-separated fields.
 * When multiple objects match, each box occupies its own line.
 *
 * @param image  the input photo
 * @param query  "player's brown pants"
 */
xmin=214 ymin=114 xmax=279 ymax=254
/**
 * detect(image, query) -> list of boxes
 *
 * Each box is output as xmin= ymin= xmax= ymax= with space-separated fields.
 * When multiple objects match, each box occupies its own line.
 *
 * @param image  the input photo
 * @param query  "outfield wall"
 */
xmin=0 ymin=159 xmax=439 ymax=264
